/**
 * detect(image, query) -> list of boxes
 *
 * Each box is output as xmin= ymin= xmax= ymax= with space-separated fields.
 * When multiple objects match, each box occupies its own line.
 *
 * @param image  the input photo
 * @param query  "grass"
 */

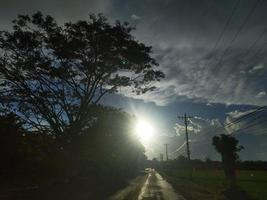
xmin=159 ymin=168 xmax=267 ymax=200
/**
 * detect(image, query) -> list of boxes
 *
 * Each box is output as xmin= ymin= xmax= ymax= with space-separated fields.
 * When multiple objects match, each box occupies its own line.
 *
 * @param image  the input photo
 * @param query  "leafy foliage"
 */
xmin=0 ymin=12 xmax=164 ymax=136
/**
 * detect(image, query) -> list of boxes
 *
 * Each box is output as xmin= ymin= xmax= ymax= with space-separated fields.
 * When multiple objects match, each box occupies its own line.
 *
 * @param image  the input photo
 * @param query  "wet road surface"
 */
xmin=138 ymin=169 xmax=185 ymax=200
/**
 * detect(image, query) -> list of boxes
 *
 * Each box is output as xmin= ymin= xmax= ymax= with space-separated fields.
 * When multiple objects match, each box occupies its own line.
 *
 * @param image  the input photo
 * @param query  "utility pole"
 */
xmin=165 ymin=144 xmax=169 ymax=161
xmin=178 ymin=113 xmax=193 ymax=160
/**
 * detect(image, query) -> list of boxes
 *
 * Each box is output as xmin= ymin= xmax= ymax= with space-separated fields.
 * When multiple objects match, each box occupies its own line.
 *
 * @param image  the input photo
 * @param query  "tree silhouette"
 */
xmin=0 ymin=113 xmax=24 ymax=167
xmin=0 ymin=12 xmax=164 ymax=137
xmin=67 ymin=105 xmax=146 ymax=180
xmin=0 ymin=113 xmax=57 ymax=178
xmin=0 ymin=107 xmax=146 ymax=199
xmin=212 ymin=134 xmax=243 ymax=186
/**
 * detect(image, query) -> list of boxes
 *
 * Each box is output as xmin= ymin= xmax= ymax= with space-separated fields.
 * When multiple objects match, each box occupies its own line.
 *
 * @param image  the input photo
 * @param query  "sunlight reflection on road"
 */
xmin=138 ymin=169 xmax=185 ymax=200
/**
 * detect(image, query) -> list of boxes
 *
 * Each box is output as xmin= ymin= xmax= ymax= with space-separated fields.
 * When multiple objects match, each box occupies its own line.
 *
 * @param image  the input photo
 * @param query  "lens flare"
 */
xmin=135 ymin=119 xmax=154 ymax=142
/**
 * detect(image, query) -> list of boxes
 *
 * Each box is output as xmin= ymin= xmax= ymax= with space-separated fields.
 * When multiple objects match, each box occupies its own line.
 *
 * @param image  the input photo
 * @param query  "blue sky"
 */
xmin=1 ymin=0 xmax=266 ymax=160
xmin=101 ymin=93 xmax=266 ymax=160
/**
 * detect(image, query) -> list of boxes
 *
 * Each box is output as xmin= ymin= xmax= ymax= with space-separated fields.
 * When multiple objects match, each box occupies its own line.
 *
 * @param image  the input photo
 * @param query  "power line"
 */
xmin=234 ymin=1 xmax=267 ymax=65
xmin=170 ymin=141 xmax=187 ymax=155
xmin=172 ymin=108 xmax=266 ymax=157
xmin=234 ymin=115 xmax=267 ymax=133
xmin=226 ymin=115 xmax=263 ymax=134
xmin=185 ymin=0 xmax=241 ymax=108
xmin=242 ymin=25 xmax=267 ymax=57
xmin=207 ymin=106 xmax=267 ymax=135
xmin=213 ymin=0 xmax=261 ymax=70
xmin=209 ymin=0 xmax=262 ymax=103
xmin=174 ymin=108 xmax=266 ymax=154
xmin=211 ymin=0 xmax=241 ymax=55
xmin=223 ymin=106 xmax=267 ymax=128
xmin=201 ymin=0 xmax=241 ymax=69
xmin=250 ymin=41 xmax=267 ymax=59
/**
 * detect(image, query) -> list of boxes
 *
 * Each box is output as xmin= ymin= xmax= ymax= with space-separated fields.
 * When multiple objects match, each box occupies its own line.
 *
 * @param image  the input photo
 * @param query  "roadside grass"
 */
xmin=160 ymin=169 xmax=267 ymax=200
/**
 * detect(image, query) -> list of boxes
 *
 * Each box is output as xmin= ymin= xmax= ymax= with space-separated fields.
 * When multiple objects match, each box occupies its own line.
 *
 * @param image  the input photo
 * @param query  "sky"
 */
xmin=1 ymin=0 xmax=267 ymax=160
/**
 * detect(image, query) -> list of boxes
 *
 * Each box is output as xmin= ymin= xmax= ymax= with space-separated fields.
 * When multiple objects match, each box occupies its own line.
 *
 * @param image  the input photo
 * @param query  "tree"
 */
xmin=212 ymin=134 xmax=243 ymax=186
xmin=0 ymin=113 xmax=57 ymax=178
xmin=0 ymin=113 xmax=25 ymax=171
xmin=0 ymin=12 xmax=164 ymax=137
xmin=64 ymin=105 xmax=146 ymax=183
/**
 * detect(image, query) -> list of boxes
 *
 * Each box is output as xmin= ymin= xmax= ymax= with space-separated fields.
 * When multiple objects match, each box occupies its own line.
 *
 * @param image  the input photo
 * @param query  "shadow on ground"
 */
xmin=223 ymin=186 xmax=255 ymax=200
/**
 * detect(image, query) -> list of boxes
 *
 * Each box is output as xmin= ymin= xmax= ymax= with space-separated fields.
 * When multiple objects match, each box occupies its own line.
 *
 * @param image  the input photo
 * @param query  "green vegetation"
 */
xmin=160 ymin=168 xmax=267 ymax=200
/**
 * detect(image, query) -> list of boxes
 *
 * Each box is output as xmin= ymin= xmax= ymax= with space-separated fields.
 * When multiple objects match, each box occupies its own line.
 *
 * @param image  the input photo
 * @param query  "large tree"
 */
xmin=0 ymin=12 xmax=164 ymax=136
xmin=212 ymin=134 xmax=243 ymax=186
xmin=67 ymin=105 xmax=146 ymax=180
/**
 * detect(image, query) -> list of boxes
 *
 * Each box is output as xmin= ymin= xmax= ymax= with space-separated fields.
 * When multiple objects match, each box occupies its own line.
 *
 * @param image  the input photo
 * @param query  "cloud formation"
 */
xmin=225 ymin=108 xmax=267 ymax=135
xmin=0 ymin=0 xmax=266 ymax=106
xmin=111 ymin=0 xmax=267 ymax=106
xmin=130 ymin=14 xmax=142 ymax=20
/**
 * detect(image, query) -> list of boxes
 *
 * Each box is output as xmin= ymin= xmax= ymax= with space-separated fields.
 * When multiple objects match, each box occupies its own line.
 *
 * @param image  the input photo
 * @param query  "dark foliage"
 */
xmin=0 ymin=113 xmax=26 ymax=175
xmin=0 ymin=113 xmax=60 ymax=182
xmin=0 ymin=12 xmax=157 ymax=198
xmin=65 ymin=105 xmax=146 ymax=180
xmin=0 ymin=12 xmax=164 ymax=137
xmin=223 ymin=186 xmax=254 ymax=200
xmin=237 ymin=160 xmax=267 ymax=170
xmin=212 ymin=134 xmax=243 ymax=186
xmin=0 ymin=106 xmax=146 ymax=199
xmin=147 ymin=155 xmax=267 ymax=172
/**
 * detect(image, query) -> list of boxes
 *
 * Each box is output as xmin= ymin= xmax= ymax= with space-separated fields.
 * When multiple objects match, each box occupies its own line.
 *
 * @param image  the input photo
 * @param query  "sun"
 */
xmin=135 ymin=119 xmax=154 ymax=142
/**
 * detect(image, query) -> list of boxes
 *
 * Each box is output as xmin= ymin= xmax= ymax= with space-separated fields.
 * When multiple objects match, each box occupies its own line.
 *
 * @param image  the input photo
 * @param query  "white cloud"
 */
xmin=174 ymin=117 xmax=221 ymax=138
xmin=225 ymin=108 xmax=267 ymax=135
xmin=226 ymin=109 xmax=253 ymax=119
xmin=117 ymin=1 xmax=267 ymax=107
xmin=210 ymin=118 xmax=221 ymax=127
xmin=256 ymin=91 xmax=266 ymax=98
xmin=174 ymin=123 xmax=185 ymax=136
xmin=117 ymin=44 xmax=267 ymax=106
xmin=1 ymin=0 xmax=267 ymax=107
xmin=249 ymin=64 xmax=264 ymax=74
xmin=130 ymin=14 xmax=142 ymax=20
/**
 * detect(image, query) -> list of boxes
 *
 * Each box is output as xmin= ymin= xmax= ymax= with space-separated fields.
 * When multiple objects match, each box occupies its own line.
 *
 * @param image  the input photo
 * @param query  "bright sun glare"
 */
xmin=135 ymin=119 xmax=154 ymax=143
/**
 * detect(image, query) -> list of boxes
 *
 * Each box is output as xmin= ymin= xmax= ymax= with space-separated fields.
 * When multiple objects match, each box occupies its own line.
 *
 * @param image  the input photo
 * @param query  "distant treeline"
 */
xmin=147 ymin=156 xmax=267 ymax=171
xmin=237 ymin=160 xmax=267 ymax=171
